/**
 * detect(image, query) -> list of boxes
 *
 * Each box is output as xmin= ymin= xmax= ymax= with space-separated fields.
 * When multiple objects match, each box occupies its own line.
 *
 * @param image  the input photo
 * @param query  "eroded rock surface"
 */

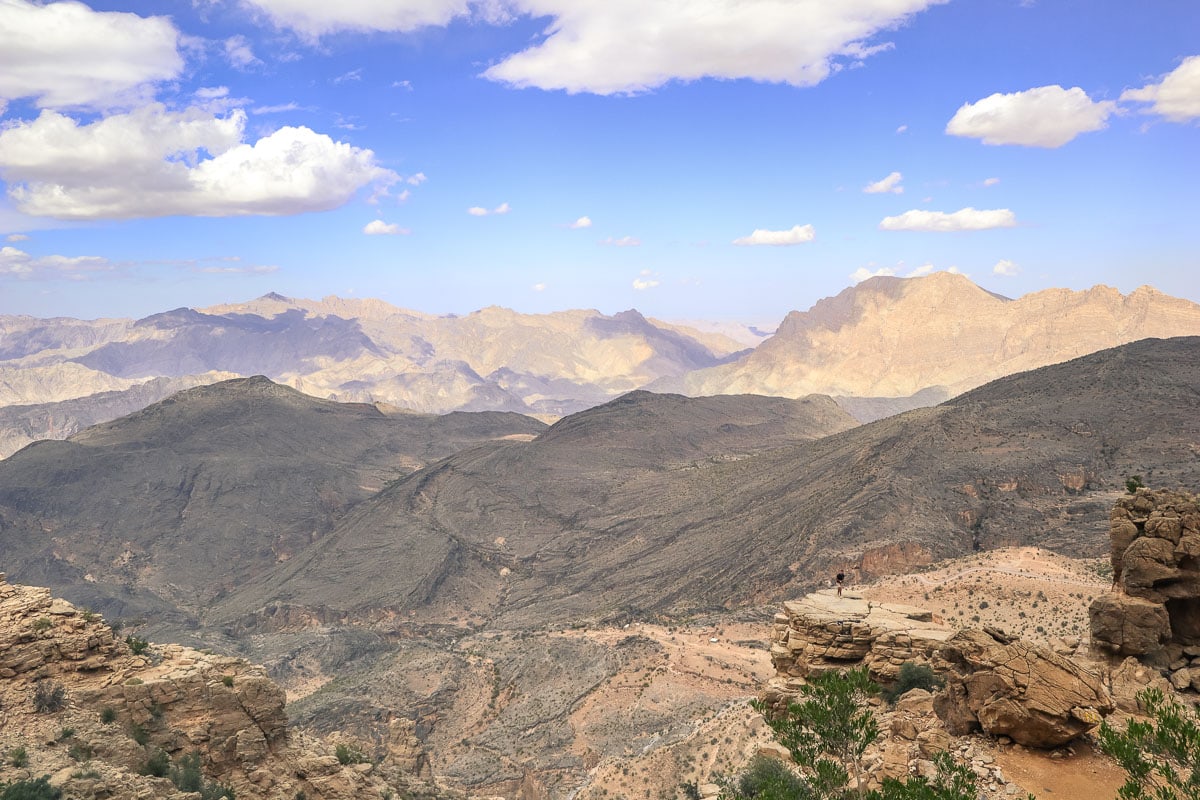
xmin=0 ymin=574 xmax=452 ymax=800
xmin=764 ymin=591 xmax=1111 ymax=748
xmin=1090 ymin=488 xmax=1200 ymax=664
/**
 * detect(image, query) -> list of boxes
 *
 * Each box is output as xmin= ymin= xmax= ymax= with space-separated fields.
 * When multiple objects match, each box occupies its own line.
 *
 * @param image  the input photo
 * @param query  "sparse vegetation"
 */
xmin=141 ymin=748 xmax=170 ymax=778
xmin=129 ymin=722 xmax=150 ymax=746
xmin=335 ymin=742 xmax=368 ymax=765
xmin=882 ymin=662 xmax=943 ymax=705
xmin=170 ymin=752 xmax=236 ymax=800
xmin=1100 ymin=686 xmax=1200 ymax=800
xmin=100 ymin=706 xmax=116 ymax=724
xmin=31 ymin=617 xmax=52 ymax=633
xmin=1126 ymin=475 xmax=1145 ymax=494
xmin=32 ymin=681 xmax=65 ymax=713
xmin=727 ymin=667 xmax=978 ymax=800
xmin=67 ymin=742 xmax=94 ymax=762
xmin=222 ymin=675 xmax=235 ymax=687
xmin=125 ymin=635 xmax=150 ymax=655
xmin=7 ymin=747 xmax=27 ymax=768
xmin=0 ymin=776 xmax=62 ymax=800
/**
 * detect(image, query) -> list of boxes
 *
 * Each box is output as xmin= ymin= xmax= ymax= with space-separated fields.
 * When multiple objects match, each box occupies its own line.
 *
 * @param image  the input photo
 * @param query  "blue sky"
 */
xmin=0 ymin=0 xmax=1197 ymax=324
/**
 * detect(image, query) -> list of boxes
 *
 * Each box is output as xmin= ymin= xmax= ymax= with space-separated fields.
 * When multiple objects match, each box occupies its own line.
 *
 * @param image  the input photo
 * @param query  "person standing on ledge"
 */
xmin=836 ymin=571 xmax=845 ymax=598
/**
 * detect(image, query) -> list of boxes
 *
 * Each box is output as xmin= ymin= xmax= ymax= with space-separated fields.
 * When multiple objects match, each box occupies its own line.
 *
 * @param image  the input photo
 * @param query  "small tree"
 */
xmin=728 ymin=667 xmax=978 ymax=800
xmin=1099 ymin=687 xmax=1200 ymax=800
xmin=1126 ymin=475 xmax=1146 ymax=494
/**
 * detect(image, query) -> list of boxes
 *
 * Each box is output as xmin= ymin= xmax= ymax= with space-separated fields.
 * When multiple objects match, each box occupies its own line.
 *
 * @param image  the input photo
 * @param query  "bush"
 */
xmin=1126 ymin=475 xmax=1145 ymax=494
xmin=100 ymin=707 xmax=116 ymax=724
xmin=31 ymin=617 xmax=52 ymax=634
xmin=67 ymin=742 xmax=93 ymax=763
xmin=1100 ymin=686 xmax=1200 ymax=800
xmin=0 ymin=777 xmax=62 ymax=800
xmin=726 ymin=756 xmax=809 ymax=799
xmin=222 ymin=675 xmax=234 ymax=688
xmin=125 ymin=636 xmax=150 ymax=655
xmin=882 ymin=663 xmax=943 ymax=705
xmin=141 ymin=749 xmax=170 ymax=778
xmin=335 ymin=743 xmax=367 ymax=765
xmin=58 ymin=727 xmax=75 ymax=741
xmin=32 ymin=681 xmax=65 ymax=713
xmin=7 ymin=747 xmax=27 ymax=768
xmin=129 ymin=723 xmax=150 ymax=746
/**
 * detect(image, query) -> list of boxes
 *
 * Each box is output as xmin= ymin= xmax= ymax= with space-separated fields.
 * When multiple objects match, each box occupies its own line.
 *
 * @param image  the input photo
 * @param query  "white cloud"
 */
xmin=0 ymin=0 xmax=182 ymax=110
xmin=863 ymin=171 xmax=903 ymax=194
xmin=484 ymin=0 xmax=947 ymax=95
xmin=993 ymin=259 xmax=1020 ymax=276
xmin=946 ymin=85 xmax=1116 ymax=147
xmin=196 ymin=264 xmax=279 ymax=274
xmin=532 ymin=282 xmax=546 ymax=291
xmin=850 ymin=266 xmax=896 ymax=283
xmin=240 ymin=0 xmax=472 ymax=38
xmin=5 ymin=234 xmax=29 ymax=242
xmin=195 ymin=86 xmax=230 ymax=100
xmin=982 ymin=177 xmax=1000 ymax=187
xmin=732 ymin=224 xmax=815 ymax=246
xmin=632 ymin=269 xmax=659 ymax=290
xmin=907 ymin=263 xmax=935 ymax=277
xmin=879 ymin=207 xmax=1017 ymax=232
xmin=601 ymin=235 xmax=640 ymax=247
xmin=224 ymin=35 xmax=262 ymax=70
xmin=0 ymin=104 xmax=397 ymax=219
xmin=406 ymin=172 xmax=428 ymax=186
xmin=567 ymin=215 xmax=593 ymax=229
xmin=896 ymin=124 xmax=908 ymax=134
xmin=1121 ymin=55 xmax=1200 ymax=122
xmin=0 ymin=245 xmax=114 ymax=280
xmin=252 ymin=102 xmax=303 ymax=115
xmin=363 ymin=219 xmax=409 ymax=235
xmin=468 ymin=202 xmax=510 ymax=216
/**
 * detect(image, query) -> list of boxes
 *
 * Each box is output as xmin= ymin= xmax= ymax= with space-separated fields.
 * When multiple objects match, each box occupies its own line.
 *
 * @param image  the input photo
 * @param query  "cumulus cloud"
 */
xmin=850 ymin=266 xmax=896 ymax=283
xmin=363 ymin=219 xmax=409 ymax=235
xmin=0 ymin=245 xmax=114 ymax=280
xmin=1121 ymin=55 xmax=1200 ymax=122
xmin=484 ymin=0 xmax=947 ymax=94
xmin=0 ymin=104 xmax=397 ymax=219
xmin=567 ymin=215 xmax=593 ymax=229
xmin=946 ymin=85 xmax=1117 ymax=147
xmin=907 ymin=263 xmax=935 ymax=277
xmin=601 ymin=235 xmax=640 ymax=247
xmin=406 ymin=172 xmax=428 ymax=186
xmin=468 ymin=202 xmax=510 ymax=216
xmin=632 ymin=269 xmax=659 ymax=290
xmin=896 ymin=124 xmax=908 ymax=134
xmin=993 ymin=259 xmax=1020 ymax=276
xmin=982 ymin=177 xmax=1000 ymax=187
xmin=0 ymin=0 xmax=182 ymax=109
xmin=863 ymin=171 xmax=903 ymax=194
xmin=732 ymin=224 xmax=815 ymax=246
xmin=879 ymin=207 xmax=1017 ymax=232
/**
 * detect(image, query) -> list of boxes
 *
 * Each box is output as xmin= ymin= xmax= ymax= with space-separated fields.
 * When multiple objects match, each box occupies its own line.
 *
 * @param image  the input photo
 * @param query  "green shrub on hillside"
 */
xmin=0 ymin=777 xmax=62 ymax=800
xmin=882 ymin=663 xmax=943 ymax=705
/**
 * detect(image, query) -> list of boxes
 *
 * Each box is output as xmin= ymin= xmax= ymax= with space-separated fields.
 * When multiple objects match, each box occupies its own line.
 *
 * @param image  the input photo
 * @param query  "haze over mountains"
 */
xmin=3 ymin=274 xmax=1199 ymax=458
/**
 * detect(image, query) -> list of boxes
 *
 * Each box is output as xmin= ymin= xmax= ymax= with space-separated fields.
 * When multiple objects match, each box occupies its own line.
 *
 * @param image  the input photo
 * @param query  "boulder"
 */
xmin=932 ymin=628 xmax=1113 ymax=748
xmin=1089 ymin=594 xmax=1171 ymax=655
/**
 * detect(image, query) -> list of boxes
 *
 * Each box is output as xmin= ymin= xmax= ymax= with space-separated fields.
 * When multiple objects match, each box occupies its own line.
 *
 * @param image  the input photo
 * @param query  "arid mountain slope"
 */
xmin=663 ymin=273 xmax=1200 ymax=411
xmin=219 ymin=337 xmax=1200 ymax=630
xmin=0 ymin=376 xmax=545 ymax=624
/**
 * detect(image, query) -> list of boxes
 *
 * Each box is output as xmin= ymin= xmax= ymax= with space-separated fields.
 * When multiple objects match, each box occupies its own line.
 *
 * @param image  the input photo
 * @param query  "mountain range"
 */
xmin=3 ymin=274 xmax=1199 ymax=458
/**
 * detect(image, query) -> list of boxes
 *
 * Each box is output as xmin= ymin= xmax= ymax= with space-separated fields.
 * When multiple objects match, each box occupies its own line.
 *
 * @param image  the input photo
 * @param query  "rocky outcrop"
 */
xmin=764 ymin=592 xmax=1111 ymax=748
xmin=1090 ymin=488 xmax=1200 ymax=665
xmin=0 ymin=574 xmax=452 ymax=800
xmin=931 ymin=628 xmax=1113 ymax=748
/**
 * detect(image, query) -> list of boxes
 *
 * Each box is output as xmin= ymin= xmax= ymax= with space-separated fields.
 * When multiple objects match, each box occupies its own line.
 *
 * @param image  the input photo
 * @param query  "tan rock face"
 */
xmin=764 ymin=592 xmax=1111 ymax=749
xmin=0 ymin=575 xmax=452 ymax=800
xmin=932 ymin=629 xmax=1113 ymax=748
xmin=1090 ymin=488 xmax=1200 ymax=657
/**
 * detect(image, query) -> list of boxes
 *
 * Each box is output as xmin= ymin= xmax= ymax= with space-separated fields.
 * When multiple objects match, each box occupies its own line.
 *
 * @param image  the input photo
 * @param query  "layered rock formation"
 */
xmin=1089 ymin=488 xmax=1200 ymax=681
xmin=764 ymin=592 xmax=1112 ymax=748
xmin=0 ymin=574 xmax=448 ymax=799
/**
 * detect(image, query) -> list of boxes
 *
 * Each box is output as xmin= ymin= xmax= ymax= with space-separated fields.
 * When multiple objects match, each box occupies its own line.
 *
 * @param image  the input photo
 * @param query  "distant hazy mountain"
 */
xmin=4 ymin=275 xmax=1200 ymax=457
xmin=658 ymin=273 xmax=1200 ymax=413
xmin=0 ymin=298 xmax=745 ymax=456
